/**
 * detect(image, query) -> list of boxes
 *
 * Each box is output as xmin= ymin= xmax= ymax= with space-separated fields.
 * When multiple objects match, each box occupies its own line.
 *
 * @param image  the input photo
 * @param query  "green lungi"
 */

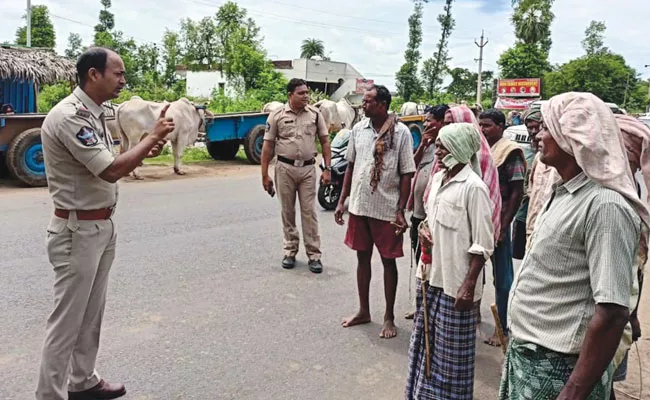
xmin=498 ymin=339 xmax=614 ymax=399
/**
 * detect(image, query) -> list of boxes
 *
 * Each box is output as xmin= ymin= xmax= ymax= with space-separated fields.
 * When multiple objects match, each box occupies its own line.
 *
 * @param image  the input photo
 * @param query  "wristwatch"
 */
xmin=324 ymin=165 xmax=332 ymax=171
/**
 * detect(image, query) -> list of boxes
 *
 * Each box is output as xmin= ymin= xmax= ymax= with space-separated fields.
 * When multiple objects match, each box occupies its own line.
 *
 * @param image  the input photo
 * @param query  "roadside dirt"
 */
xmin=0 ymin=159 xmax=262 ymax=192
xmin=124 ymin=160 xmax=260 ymax=183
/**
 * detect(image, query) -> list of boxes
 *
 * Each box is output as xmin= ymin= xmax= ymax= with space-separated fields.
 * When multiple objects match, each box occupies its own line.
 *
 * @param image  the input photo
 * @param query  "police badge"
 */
xmin=76 ymin=126 xmax=99 ymax=146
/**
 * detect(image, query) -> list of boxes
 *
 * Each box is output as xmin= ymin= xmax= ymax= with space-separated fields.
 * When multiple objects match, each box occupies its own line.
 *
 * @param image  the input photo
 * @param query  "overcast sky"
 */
xmin=2 ymin=0 xmax=649 ymax=91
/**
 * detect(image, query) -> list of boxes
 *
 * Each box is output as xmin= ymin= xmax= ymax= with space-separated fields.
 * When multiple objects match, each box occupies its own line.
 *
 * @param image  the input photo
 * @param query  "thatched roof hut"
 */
xmin=0 ymin=45 xmax=76 ymax=86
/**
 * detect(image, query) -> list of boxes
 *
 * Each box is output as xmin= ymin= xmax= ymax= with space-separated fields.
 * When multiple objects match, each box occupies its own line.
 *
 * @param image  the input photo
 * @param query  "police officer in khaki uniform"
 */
xmin=261 ymin=78 xmax=332 ymax=273
xmin=36 ymin=47 xmax=174 ymax=400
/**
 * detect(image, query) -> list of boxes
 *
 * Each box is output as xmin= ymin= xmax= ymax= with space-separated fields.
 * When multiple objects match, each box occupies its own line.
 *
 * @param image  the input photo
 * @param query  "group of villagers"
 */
xmin=402 ymin=92 xmax=648 ymax=400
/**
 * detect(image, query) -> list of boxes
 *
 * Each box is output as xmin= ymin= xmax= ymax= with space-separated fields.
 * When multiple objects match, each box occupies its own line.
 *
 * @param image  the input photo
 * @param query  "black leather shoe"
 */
xmin=282 ymin=256 xmax=296 ymax=269
xmin=68 ymin=379 xmax=126 ymax=399
xmin=309 ymin=259 xmax=323 ymax=274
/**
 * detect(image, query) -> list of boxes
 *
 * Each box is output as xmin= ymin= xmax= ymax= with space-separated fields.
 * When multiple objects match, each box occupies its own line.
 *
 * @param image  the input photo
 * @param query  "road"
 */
xmin=1 ymin=168 xmax=646 ymax=399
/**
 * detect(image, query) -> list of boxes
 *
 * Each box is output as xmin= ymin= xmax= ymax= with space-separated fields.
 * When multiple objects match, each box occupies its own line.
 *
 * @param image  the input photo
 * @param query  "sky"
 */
xmin=1 ymin=0 xmax=650 ymax=91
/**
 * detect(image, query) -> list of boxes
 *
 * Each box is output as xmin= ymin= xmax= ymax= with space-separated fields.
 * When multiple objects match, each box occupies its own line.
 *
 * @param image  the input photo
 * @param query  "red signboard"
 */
xmin=355 ymin=79 xmax=374 ymax=94
xmin=497 ymin=78 xmax=541 ymax=97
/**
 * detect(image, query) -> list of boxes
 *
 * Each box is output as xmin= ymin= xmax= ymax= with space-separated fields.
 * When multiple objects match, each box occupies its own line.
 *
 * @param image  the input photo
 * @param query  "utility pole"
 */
xmin=26 ymin=0 xmax=32 ymax=47
xmin=645 ymin=65 xmax=650 ymax=113
xmin=475 ymin=30 xmax=488 ymax=105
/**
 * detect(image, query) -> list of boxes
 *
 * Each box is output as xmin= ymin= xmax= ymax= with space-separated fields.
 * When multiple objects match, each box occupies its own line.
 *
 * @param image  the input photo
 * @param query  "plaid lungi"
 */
xmin=405 ymin=282 xmax=479 ymax=399
xmin=498 ymin=339 xmax=614 ymax=399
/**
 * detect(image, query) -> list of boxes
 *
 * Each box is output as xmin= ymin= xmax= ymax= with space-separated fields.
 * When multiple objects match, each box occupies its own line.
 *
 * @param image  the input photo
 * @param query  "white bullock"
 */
xmin=262 ymin=101 xmax=284 ymax=113
xmin=115 ymin=96 xmax=208 ymax=179
xmin=400 ymin=101 xmax=419 ymax=116
xmin=314 ymin=98 xmax=358 ymax=133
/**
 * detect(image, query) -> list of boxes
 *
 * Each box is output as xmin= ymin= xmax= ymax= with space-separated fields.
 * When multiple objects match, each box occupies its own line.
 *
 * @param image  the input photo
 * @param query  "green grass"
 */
xmin=143 ymin=145 xmax=248 ymax=165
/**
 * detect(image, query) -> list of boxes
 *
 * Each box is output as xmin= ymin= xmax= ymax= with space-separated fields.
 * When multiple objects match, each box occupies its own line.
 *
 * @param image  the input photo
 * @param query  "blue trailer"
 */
xmin=203 ymin=111 xmax=270 ymax=164
xmin=0 ymin=45 xmax=76 ymax=187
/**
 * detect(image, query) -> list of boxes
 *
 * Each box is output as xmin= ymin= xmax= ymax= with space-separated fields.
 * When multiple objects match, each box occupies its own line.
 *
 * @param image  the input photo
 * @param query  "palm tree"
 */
xmin=300 ymin=38 xmax=325 ymax=59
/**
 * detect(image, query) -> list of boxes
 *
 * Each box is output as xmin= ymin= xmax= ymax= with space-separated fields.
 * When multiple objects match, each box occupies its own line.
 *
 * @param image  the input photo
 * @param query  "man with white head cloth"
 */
xmin=500 ymin=92 xmax=649 ymax=400
xmin=405 ymin=123 xmax=494 ymax=399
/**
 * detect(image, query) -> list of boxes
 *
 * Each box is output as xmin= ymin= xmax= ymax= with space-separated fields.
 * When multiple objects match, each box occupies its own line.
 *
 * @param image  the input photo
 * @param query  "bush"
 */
xmin=38 ymin=82 xmax=71 ymax=113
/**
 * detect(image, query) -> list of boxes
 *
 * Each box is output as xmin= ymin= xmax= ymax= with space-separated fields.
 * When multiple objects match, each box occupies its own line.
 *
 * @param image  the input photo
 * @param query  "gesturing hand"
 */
xmin=146 ymin=139 xmax=167 ymax=158
xmin=151 ymin=104 xmax=175 ymax=140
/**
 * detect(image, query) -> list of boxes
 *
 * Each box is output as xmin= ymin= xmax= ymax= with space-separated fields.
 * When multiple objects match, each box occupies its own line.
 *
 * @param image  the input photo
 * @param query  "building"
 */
xmin=181 ymin=58 xmax=369 ymax=103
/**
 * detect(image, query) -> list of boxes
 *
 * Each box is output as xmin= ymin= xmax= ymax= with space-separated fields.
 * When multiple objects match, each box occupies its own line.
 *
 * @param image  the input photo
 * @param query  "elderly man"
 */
xmin=405 ymin=123 xmax=494 ymax=399
xmin=500 ymin=92 xmax=648 ymax=400
xmin=335 ymin=84 xmax=416 ymax=339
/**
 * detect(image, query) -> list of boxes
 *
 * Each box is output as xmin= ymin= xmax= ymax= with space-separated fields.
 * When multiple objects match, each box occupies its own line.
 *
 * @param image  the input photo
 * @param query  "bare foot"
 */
xmin=341 ymin=311 xmax=371 ymax=328
xmin=483 ymin=330 xmax=502 ymax=347
xmin=379 ymin=320 xmax=397 ymax=339
xmin=404 ymin=311 xmax=415 ymax=320
xmin=133 ymin=175 xmax=144 ymax=181
xmin=174 ymin=168 xmax=186 ymax=176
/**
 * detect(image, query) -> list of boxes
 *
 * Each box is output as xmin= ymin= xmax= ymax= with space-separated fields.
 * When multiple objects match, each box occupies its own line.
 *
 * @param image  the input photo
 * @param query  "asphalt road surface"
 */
xmin=1 ymin=171 xmax=510 ymax=399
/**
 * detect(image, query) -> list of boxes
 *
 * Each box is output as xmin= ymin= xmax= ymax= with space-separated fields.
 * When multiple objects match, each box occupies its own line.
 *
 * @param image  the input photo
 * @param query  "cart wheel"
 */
xmin=408 ymin=123 xmax=422 ymax=152
xmin=7 ymin=128 xmax=47 ymax=187
xmin=244 ymin=124 xmax=267 ymax=165
xmin=206 ymin=140 xmax=240 ymax=160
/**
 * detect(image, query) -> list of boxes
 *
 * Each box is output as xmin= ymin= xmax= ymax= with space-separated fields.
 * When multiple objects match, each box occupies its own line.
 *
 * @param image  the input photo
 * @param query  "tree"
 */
xmin=94 ymin=0 xmax=115 ymax=34
xmin=422 ymin=0 xmax=454 ymax=98
xmin=65 ymin=33 xmax=83 ymax=59
xmin=543 ymin=52 xmax=638 ymax=107
xmin=511 ymin=0 xmax=554 ymax=53
xmin=498 ymin=43 xmax=551 ymax=79
xmin=498 ymin=0 xmax=554 ymax=79
xmin=395 ymin=0 xmax=424 ymax=101
xmin=582 ymin=20 xmax=607 ymax=55
xmin=15 ymin=5 xmax=56 ymax=49
xmin=445 ymin=68 xmax=493 ymax=102
xmin=179 ymin=17 xmax=220 ymax=70
xmin=162 ymin=30 xmax=182 ymax=87
xmin=300 ymin=38 xmax=325 ymax=59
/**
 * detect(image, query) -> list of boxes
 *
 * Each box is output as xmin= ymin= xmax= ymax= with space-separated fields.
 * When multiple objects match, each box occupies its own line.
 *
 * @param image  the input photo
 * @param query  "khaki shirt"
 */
xmin=263 ymin=104 xmax=328 ymax=160
xmin=42 ymin=87 xmax=117 ymax=210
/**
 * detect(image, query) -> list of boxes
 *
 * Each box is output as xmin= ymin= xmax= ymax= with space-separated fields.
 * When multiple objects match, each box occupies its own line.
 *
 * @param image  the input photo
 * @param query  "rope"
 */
xmin=613 ymin=342 xmax=644 ymax=400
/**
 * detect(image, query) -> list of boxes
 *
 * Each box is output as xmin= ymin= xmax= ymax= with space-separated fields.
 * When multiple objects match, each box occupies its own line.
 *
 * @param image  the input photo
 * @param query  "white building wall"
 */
xmin=185 ymin=71 xmax=237 ymax=99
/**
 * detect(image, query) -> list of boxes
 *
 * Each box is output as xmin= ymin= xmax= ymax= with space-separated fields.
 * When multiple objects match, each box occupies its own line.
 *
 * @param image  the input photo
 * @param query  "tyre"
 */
xmin=407 ymin=123 xmax=422 ymax=152
xmin=206 ymin=140 xmax=239 ymax=160
xmin=6 ymin=128 xmax=47 ymax=187
xmin=317 ymin=184 xmax=341 ymax=211
xmin=244 ymin=124 xmax=266 ymax=165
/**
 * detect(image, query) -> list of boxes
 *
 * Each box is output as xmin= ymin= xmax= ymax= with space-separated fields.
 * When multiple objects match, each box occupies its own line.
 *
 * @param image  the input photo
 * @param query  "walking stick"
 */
xmin=490 ymin=303 xmax=508 ymax=355
xmin=422 ymin=280 xmax=431 ymax=378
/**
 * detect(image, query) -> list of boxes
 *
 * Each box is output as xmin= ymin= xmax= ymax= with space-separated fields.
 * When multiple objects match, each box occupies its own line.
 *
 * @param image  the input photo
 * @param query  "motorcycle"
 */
xmin=318 ymin=128 xmax=350 ymax=211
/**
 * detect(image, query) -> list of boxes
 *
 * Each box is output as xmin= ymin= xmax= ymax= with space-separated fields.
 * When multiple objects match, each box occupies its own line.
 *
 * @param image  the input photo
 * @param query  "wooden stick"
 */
xmin=422 ymin=280 xmax=431 ymax=378
xmin=490 ymin=303 xmax=508 ymax=355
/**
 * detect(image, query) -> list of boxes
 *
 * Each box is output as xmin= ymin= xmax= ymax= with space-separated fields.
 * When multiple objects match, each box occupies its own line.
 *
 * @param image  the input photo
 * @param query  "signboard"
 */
xmin=497 ymin=78 xmax=541 ymax=97
xmin=355 ymin=78 xmax=374 ymax=94
xmin=494 ymin=96 xmax=540 ymax=110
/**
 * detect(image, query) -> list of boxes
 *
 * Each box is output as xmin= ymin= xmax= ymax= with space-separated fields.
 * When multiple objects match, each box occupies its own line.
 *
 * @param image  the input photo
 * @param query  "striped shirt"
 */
xmin=346 ymin=118 xmax=416 ymax=221
xmin=508 ymin=172 xmax=640 ymax=354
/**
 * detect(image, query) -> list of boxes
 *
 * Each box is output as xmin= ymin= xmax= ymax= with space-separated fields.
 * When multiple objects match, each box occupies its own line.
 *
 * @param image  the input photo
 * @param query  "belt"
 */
xmin=55 ymin=207 xmax=114 ymax=220
xmin=277 ymin=156 xmax=315 ymax=167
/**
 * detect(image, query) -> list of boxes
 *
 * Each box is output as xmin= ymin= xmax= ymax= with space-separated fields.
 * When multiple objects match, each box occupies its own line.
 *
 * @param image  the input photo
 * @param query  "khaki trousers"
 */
xmin=274 ymin=161 xmax=321 ymax=260
xmin=36 ymin=214 xmax=117 ymax=400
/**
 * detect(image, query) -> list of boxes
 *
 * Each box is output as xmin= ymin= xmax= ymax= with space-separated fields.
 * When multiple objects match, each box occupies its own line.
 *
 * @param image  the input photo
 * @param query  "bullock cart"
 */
xmin=398 ymin=114 xmax=424 ymax=150
xmin=203 ymin=111 xmax=270 ymax=164
xmin=0 ymin=45 xmax=77 ymax=187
